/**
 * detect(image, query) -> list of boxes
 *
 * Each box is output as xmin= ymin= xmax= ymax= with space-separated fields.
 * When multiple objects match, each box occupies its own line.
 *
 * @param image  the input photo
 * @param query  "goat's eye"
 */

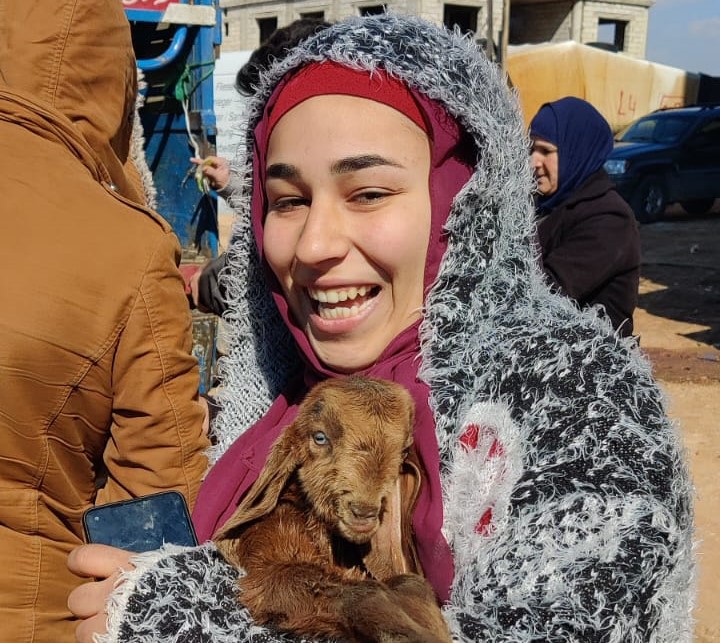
xmin=312 ymin=431 xmax=329 ymax=446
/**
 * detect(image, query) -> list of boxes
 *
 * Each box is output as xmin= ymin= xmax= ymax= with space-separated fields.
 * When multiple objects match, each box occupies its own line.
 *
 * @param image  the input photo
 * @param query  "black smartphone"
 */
xmin=83 ymin=490 xmax=198 ymax=552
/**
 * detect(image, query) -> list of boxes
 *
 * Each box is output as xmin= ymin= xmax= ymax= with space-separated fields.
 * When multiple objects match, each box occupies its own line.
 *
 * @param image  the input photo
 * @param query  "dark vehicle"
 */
xmin=604 ymin=105 xmax=720 ymax=223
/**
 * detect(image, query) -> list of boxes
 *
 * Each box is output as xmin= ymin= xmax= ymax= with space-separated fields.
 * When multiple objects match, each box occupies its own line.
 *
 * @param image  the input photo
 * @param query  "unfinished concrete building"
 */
xmin=219 ymin=0 xmax=654 ymax=60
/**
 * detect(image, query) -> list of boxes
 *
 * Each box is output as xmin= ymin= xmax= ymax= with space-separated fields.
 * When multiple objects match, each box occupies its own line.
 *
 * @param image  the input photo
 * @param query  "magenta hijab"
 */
xmin=193 ymin=62 xmax=474 ymax=603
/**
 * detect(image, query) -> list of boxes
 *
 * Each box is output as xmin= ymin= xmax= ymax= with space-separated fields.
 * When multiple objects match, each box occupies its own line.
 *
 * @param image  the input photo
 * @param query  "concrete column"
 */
xmin=570 ymin=0 xmax=583 ymax=41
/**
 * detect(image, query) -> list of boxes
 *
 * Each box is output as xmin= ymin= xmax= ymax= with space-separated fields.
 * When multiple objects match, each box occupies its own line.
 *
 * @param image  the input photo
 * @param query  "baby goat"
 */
xmin=214 ymin=376 xmax=451 ymax=643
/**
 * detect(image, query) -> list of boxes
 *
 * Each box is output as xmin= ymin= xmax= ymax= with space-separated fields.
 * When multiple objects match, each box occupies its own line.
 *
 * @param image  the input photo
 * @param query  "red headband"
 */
xmin=267 ymin=61 xmax=429 ymax=136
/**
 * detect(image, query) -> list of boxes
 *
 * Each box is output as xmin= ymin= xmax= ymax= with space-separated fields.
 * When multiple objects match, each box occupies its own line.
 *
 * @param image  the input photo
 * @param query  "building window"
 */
xmin=598 ymin=18 xmax=627 ymax=51
xmin=359 ymin=5 xmax=386 ymax=16
xmin=443 ymin=4 xmax=478 ymax=35
xmin=222 ymin=8 xmax=229 ymax=38
xmin=301 ymin=11 xmax=325 ymax=20
xmin=257 ymin=17 xmax=278 ymax=45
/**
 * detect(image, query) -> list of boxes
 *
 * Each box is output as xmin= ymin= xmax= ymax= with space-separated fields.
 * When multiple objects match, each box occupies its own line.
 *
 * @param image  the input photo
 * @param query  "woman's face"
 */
xmin=530 ymin=136 xmax=559 ymax=196
xmin=263 ymin=94 xmax=432 ymax=373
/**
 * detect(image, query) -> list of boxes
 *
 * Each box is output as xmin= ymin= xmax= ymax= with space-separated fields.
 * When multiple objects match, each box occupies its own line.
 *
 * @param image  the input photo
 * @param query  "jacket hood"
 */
xmin=0 ymin=0 xmax=143 ymax=202
xmin=212 ymin=14 xmax=541 ymax=458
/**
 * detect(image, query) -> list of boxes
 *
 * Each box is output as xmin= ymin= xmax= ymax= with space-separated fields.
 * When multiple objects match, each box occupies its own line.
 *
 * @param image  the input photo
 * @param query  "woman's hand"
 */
xmin=67 ymin=544 xmax=135 ymax=642
xmin=191 ymin=155 xmax=230 ymax=192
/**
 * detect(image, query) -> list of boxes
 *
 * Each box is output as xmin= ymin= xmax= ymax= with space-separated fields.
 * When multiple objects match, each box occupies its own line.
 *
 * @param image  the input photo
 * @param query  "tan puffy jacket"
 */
xmin=0 ymin=1 xmax=211 ymax=640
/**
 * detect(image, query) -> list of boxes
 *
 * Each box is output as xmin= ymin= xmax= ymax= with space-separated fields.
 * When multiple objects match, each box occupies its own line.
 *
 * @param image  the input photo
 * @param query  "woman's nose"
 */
xmin=294 ymin=199 xmax=350 ymax=267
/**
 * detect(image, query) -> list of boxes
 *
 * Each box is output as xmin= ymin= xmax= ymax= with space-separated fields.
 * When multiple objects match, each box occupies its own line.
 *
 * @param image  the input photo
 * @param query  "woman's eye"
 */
xmin=312 ymin=431 xmax=329 ymax=446
xmin=353 ymin=190 xmax=390 ymax=204
xmin=269 ymin=197 xmax=308 ymax=213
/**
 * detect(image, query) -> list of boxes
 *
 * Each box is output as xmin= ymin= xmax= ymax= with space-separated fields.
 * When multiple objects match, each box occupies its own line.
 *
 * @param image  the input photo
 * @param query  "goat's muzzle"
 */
xmin=338 ymin=501 xmax=383 ymax=543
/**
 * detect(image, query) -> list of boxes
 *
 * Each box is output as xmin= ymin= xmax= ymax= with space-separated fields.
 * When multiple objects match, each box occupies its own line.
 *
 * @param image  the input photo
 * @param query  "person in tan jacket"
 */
xmin=0 ymin=1 xmax=211 ymax=641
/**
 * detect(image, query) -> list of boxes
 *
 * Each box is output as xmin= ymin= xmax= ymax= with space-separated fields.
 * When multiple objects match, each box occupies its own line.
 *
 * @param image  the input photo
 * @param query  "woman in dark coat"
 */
xmin=530 ymin=96 xmax=640 ymax=337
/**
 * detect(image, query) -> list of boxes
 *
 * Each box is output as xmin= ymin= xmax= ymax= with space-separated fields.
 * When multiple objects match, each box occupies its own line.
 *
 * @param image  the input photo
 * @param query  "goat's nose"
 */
xmin=349 ymin=503 xmax=378 ymax=521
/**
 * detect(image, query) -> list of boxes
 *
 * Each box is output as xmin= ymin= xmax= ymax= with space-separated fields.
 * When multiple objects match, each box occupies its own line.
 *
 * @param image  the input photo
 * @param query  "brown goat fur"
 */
xmin=214 ymin=376 xmax=451 ymax=643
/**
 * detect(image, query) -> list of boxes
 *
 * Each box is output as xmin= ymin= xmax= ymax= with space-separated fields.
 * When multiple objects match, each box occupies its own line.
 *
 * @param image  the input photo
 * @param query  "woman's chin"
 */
xmin=304 ymin=298 xmax=384 ymax=371
xmin=300 ymin=292 xmax=420 ymax=373
xmin=309 ymin=340 xmax=380 ymax=374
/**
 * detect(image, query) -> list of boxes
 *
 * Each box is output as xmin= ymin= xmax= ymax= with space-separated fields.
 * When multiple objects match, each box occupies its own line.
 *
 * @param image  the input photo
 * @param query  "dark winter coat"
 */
xmin=536 ymin=169 xmax=640 ymax=336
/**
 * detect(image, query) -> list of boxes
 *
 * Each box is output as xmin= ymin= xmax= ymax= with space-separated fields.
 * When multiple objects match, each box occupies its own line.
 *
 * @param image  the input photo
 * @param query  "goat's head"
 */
xmin=215 ymin=376 xmax=415 ymax=545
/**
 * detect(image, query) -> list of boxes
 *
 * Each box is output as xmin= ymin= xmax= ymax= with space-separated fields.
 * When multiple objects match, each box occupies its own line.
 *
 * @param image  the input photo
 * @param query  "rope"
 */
xmin=174 ymin=61 xmax=215 ymax=194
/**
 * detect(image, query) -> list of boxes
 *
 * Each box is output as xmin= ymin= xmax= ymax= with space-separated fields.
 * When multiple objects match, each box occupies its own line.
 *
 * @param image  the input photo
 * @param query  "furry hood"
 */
xmin=214 ymin=14 xmax=539 ymax=456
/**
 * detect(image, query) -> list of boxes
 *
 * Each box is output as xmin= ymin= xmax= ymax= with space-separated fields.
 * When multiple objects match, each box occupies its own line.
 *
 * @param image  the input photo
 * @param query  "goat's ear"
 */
xmin=213 ymin=427 xmax=299 ymax=543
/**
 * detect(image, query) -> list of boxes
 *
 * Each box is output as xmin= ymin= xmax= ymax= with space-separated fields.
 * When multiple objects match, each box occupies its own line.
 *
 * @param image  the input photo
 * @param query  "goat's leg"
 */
xmin=338 ymin=581 xmax=451 ymax=643
xmin=240 ymin=563 xmax=448 ymax=643
xmin=240 ymin=561 xmax=370 ymax=641
xmin=384 ymin=574 xmax=452 ymax=643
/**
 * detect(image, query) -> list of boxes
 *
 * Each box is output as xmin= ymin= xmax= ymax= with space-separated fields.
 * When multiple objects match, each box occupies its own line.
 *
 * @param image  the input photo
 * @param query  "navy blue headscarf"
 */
xmin=530 ymin=96 xmax=613 ymax=213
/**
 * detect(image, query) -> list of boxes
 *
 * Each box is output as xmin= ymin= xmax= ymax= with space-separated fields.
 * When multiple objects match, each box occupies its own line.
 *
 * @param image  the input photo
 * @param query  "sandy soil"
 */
xmin=634 ymin=203 xmax=720 ymax=642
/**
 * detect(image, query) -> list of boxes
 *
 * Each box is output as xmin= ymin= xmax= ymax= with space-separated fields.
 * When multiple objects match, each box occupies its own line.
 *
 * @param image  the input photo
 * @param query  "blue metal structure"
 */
xmin=125 ymin=0 xmax=223 ymax=392
xmin=126 ymin=0 xmax=221 ymax=254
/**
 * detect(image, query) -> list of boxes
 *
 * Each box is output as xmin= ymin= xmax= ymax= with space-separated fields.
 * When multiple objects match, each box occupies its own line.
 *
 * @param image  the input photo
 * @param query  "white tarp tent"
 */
xmin=507 ymin=41 xmax=698 ymax=132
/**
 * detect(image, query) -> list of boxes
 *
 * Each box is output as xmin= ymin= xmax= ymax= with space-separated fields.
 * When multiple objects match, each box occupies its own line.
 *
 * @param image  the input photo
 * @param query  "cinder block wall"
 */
xmin=220 ymin=0 xmax=649 ymax=58
xmin=220 ymin=0 xmax=497 ymax=51
xmin=510 ymin=0 xmax=649 ymax=58
xmin=579 ymin=1 xmax=650 ymax=58
xmin=511 ymin=1 xmax=573 ymax=44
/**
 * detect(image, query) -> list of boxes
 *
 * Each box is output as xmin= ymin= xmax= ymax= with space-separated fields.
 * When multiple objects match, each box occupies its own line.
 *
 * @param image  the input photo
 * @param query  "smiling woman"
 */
xmin=263 ymin=92 xmax=432 ymax=372
xmin=67 ymin=13 xmax=695 ymax=643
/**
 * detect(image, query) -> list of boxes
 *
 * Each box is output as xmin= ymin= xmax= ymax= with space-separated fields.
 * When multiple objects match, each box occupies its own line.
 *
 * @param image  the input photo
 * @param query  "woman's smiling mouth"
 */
xmin=307 ymin=285 xmax=380 ymax=320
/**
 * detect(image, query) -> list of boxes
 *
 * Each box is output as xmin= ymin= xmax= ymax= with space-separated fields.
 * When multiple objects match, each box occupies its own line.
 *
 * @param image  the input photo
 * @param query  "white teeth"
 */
xmin=309 ymin=286 xmax=370 ymax=303
xmin=308 ymin=285 xmax=376 ymax=320
xmin=318 ymin=303 xmax=363 ymax=320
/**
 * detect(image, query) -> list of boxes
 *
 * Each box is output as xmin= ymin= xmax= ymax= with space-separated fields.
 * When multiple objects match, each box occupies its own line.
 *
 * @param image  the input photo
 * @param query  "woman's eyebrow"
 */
xmin=266 ymin=163 xmax=299 ymax=179
xmin=331 ymin=154 xmax=403 ymax=174
xmin=266 ymin=155 xmax=402 ymax=180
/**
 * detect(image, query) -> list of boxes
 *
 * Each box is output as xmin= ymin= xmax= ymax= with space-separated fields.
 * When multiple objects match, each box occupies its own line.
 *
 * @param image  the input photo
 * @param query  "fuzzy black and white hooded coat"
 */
xmin=99 ymin=14 xmax=696 ymax=643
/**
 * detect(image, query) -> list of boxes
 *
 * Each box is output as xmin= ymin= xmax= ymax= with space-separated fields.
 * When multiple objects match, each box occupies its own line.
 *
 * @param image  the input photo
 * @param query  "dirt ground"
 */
xmin=634 ymin=202 xmax=720 ymax=642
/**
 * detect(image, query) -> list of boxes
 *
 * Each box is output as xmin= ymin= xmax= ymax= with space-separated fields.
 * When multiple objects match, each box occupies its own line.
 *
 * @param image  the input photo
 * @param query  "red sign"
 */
xmin=121 ymin=0 xmax=179 ymax=8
